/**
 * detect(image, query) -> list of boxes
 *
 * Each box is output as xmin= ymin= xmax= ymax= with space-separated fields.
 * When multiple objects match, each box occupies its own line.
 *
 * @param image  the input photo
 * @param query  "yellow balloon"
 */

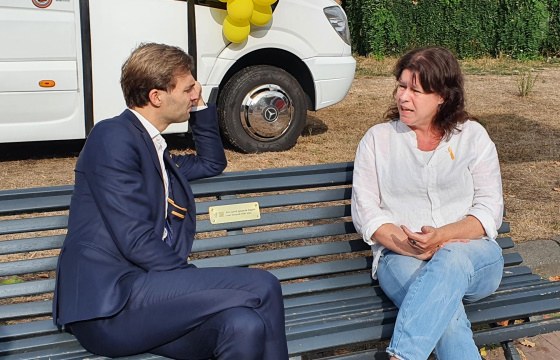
xmin=250 ymin=4 xmax=272 ymax=26
xmin=227 ymin=0 xmax=254 ymax=21
xmin=223 ymin=16 xmax=251 ymax=43
xmin=218 ymin=0 xmax=228 ymax=2
xmin=253 ymin=0 xmax=276 ymax=6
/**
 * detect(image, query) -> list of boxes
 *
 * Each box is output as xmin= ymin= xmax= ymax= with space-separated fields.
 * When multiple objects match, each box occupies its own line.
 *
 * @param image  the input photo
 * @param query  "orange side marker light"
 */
xmin=39 ymin=80 xmax=56 ymax=88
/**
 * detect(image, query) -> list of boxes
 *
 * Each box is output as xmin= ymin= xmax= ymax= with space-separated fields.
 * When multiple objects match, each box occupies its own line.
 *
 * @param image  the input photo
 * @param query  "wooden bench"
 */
xmin=1 ymin=162 xmax=560 ymax=360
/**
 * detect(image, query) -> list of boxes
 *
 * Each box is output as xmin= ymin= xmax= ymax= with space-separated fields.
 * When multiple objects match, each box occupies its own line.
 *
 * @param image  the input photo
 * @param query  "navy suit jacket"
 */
xmin=53 ymin=105 xmax=227 ymax=326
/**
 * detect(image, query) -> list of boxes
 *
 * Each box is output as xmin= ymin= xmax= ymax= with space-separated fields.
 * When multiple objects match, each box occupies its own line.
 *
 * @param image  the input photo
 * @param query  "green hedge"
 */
xmin=542 ymin=0 xmax=560 ymax=56
xmin=344 ymin=0 xmax=557 ymax=58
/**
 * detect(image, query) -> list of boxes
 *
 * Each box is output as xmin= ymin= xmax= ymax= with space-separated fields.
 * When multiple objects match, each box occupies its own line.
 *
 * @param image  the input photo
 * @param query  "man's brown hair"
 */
xmin=120 ymin=43 xmax=194 ymax=108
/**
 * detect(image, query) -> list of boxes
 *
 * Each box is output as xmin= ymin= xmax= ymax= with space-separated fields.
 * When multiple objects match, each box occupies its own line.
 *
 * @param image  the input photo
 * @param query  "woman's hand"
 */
xmin=374 ymin=223 xmax=439 ymax=260
xmin=402 ymin=224 xmax=472 ymax=255
xmin=401 ymin=225 xmax=443 ymax=252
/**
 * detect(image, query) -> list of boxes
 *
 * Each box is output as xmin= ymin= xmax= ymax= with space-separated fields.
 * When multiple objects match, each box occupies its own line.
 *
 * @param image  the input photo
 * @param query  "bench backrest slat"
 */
xmin=195 ymin=188 xmax=351 ymax=214
xmin=196 ymin=205 xmax=351 ymax=233
xmin=192 ymin=239 xmax=370 ymax=268
xmin=0 ymin=301 xmax=52 ymax=321
xmin=269 ymin=258 xmax=370 ymax=281
xmin=0 ymin=279 xmax=55 ymax=300
xmin=0 ymin=235 xmax=65 ymax=255
xmin=192 ymin=222 xmax=356 ymax=252
xmin=0 ymin=216 xmax=68 ymax=236
xmin=0 ymin=257 xmax=58 ymax=277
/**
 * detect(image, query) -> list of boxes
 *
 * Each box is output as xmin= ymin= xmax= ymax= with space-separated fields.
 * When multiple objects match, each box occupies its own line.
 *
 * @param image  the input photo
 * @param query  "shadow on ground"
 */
xmin=302 ymin=114 xmax=328 ymax=137
xmin=480 ymin=114 xmax=559 ymax=164
xmin=0 ymin=140 xmax=85 ymax=162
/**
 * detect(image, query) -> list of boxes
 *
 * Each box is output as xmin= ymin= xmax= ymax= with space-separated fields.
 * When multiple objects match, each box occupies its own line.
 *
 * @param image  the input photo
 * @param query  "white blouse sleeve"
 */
xmin=466 ymin=125 xmax=504 ymax=239
xmin=351 ymin=130 xmax=395 ymax=245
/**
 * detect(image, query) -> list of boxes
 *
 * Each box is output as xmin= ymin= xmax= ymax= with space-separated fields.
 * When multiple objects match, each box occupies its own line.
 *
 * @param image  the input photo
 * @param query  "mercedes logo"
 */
xmin=263 ymin=106 xmax=279 ymax=122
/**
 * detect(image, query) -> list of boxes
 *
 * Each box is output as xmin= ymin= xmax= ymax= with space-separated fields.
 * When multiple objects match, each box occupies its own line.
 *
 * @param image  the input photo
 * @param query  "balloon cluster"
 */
xmin=219 ymin=0 xmax=277 ymax=43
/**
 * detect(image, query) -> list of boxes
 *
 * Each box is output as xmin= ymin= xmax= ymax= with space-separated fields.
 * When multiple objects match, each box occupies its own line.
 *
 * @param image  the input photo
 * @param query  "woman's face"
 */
xmin=395 ymin=69 xmax=444 ymax=131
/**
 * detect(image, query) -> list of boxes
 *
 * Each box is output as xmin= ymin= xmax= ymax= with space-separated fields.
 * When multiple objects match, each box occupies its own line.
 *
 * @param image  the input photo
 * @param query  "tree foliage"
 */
xmin=344 ymin=0 xmax=557 ymax=58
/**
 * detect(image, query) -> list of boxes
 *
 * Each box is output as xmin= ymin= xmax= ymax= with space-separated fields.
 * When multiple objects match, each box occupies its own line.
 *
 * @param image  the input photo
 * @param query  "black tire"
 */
xmin=218 ymin=65 xmax=307 ymax=153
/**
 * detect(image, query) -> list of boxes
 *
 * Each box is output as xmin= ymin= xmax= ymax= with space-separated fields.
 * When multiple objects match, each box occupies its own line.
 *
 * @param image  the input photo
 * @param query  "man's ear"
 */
xmin=148 ymin=89 xmax=162 ymax=107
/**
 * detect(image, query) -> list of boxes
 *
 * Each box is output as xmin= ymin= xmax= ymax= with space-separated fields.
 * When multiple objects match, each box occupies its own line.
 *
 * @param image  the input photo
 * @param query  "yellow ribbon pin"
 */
xmin=448 ymin=146 xmax=455 ymax=160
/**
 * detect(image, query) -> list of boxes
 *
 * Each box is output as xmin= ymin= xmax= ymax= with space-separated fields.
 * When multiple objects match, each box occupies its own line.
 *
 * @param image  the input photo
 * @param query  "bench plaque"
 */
xmin=209 ymin=202 xmax=261 ymax=224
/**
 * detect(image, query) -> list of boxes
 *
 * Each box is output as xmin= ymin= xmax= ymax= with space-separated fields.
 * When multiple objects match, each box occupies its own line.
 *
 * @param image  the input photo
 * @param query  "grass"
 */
xmin=356 ymin=55 xmax=560 ymax=77
xmin=516 ymin=69 xmax=539 ymax=97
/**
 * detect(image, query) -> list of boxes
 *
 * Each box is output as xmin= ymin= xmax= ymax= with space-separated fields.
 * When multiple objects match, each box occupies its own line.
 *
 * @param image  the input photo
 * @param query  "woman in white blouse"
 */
xmin=351 ymin=47 xmax=504 ymax=360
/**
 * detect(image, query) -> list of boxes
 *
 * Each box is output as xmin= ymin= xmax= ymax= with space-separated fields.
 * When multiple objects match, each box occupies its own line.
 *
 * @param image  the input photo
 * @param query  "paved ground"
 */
xmin=483 ymin=236 xmax=560 ymax=359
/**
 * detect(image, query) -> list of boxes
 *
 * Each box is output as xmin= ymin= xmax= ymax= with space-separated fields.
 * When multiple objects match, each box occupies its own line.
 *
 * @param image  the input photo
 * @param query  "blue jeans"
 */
xmin=377 ymin=239 xmax=504 ymax=360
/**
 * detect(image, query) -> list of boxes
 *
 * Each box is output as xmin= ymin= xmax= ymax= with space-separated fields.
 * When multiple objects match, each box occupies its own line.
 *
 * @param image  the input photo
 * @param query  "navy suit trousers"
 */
xmin=67 ymin=267 xmax=288 ymax=360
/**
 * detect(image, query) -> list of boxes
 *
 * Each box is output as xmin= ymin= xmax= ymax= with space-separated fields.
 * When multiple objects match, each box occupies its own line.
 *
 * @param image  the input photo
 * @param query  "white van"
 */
xmin=0 ymin=0 xmax=355 ymax=152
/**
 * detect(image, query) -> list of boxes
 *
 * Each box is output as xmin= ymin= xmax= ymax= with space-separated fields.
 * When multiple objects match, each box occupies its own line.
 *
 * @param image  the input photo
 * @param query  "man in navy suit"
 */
xmin=53 ymin=43 xmax=289 ymax=360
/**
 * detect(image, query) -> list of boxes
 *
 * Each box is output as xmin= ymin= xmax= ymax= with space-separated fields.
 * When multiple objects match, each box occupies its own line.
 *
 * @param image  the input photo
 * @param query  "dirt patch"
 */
xmin=0 ymin=66 xmax=558 ymax=243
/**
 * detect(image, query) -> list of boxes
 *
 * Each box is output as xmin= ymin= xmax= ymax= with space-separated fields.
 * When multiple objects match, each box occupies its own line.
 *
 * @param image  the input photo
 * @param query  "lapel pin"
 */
xmin=448 ymin=146 xmax=455 ymax=160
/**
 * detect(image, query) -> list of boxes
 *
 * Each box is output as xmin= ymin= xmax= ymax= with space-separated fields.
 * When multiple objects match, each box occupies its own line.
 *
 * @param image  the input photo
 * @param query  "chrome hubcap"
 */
xmin=240 ymin=84 xmax=294 ymax=142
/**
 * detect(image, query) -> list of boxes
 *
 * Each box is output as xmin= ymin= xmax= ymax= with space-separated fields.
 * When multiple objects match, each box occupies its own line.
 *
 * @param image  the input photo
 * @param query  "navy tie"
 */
xmin=163 ymin=160 xmax=174 ymax=247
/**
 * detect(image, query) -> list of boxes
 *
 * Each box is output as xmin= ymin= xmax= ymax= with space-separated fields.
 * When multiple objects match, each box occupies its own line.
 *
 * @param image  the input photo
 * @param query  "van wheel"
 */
xmin=218 ymin=65 xmax=307 ymax=153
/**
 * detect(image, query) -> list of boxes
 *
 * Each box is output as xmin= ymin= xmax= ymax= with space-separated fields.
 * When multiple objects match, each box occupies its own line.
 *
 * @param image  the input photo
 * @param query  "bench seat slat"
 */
xmin=282 ymin=273 xmax=373 ymax=297
xmin=285 ymin=287 xmax=382 ymax=310
xmin=501 ymin=265 xmax=532 ymax=277
xmin=469 ymin=297 xmax=560 ymax=324
xmin=469 ymin=281 xmax=560 ymax=311
xmin=0 ymin=332 xmax=79 ymax=356
xmin=498 ymin=222 xmax=510 ymax=234
xmin=286 ymin=296 xmax=390 ymax=325
xmin=496 ymin=236 xmax=513 ymax=249
xmin=498 ymin=274 xmax=545 ymax=288
xmin=287 ymin=322 xmax=392 ymax=355
xmin=0 ymin=342 xmax=91 ymax=360
xmin=502 ymin=252 xmax=523 ymax=266
xmin=473 ymin=317 xmax=560 ymax=348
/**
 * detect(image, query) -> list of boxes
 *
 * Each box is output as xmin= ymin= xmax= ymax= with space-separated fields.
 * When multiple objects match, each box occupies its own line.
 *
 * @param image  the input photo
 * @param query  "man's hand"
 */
xmin=193 ymin=81 xmax=206 ymax=107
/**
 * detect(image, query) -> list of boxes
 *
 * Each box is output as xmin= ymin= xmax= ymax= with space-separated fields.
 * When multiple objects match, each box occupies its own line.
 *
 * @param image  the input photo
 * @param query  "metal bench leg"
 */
xmin=501 ymin=341 xmax=522 ymax=360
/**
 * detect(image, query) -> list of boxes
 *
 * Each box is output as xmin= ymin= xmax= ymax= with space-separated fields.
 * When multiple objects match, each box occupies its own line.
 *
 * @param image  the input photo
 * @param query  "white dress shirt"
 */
xmin=351 ymin=120 xmax=504 ymax=276
xmin=130 ymin=109 xmax=170 ymax=240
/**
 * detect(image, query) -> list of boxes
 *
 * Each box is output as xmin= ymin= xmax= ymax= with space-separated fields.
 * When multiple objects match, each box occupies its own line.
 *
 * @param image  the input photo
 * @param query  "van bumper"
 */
xmin=304 ymin=55 xmax=356 ymax=110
